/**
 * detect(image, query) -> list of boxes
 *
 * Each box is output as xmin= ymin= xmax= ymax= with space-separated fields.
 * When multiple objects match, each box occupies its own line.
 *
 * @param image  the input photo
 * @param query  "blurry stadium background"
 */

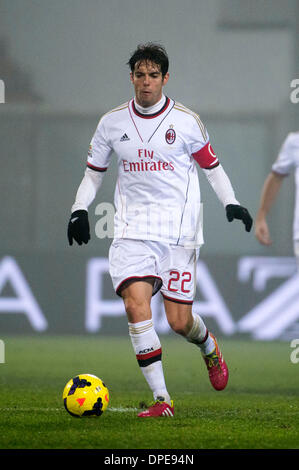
xmin=0 ymin=0 xmax=299 ymax=341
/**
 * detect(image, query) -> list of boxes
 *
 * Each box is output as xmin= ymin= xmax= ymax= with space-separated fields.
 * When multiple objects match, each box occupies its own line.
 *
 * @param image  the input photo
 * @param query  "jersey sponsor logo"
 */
xmin=122 ymin=159 xmax=175 ymax=172
xmin=165 ymin=126 xmax=176 ymax=145
xmin=122 ymin=148 xmax=175 ymax=172
xmin=138 ymin=149 xmax=154 ymax=159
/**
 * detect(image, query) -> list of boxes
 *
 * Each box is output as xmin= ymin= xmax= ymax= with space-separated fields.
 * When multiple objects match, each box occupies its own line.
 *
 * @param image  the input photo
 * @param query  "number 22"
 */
xmin=167 ymin=271 xmax=191 ymax=293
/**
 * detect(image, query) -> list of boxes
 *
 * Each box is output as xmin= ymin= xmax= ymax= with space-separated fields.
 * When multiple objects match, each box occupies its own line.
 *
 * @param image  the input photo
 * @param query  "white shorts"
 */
xmin=109 ymin=238 xmax=200 ymax=304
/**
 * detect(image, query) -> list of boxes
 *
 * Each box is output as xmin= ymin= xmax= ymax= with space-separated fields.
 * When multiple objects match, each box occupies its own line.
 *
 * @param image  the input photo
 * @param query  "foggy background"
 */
xmin=0 ymin=0 xmax=298 ymax=337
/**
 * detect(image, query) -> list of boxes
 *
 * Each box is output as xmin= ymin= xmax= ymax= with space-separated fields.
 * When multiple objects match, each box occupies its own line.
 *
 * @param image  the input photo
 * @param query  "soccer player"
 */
xmin=68 ymin=43 xmax=253 ymax=418
xmin=255 ymin=131 xmax=299 ymax=267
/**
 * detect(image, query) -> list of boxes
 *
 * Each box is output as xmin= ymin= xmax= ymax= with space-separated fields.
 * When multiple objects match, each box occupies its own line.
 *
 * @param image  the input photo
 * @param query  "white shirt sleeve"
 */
xmin=185 ymin=114 xmax=209 ymax=156
xmin=183 ymin=114 xmax=220 ymax=169
xmin=202 ymin=164 xmax=240 ymax=207
xmin=87 ymin=116 xmax=113 ymax=172
xmin=71 ymin=115 xmax=114 ymax=213
xmin=272 ymin=133 xmax=297 ymax=175
xmin=71 ymin=167 xmax=105 ymax=212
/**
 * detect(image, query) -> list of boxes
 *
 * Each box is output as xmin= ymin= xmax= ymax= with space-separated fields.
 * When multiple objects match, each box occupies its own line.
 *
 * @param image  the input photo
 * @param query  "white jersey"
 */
xmin=272 ymin=131 xmax=299 ymax=241
xmin=87 ymin=96 xmax=220 ymax=247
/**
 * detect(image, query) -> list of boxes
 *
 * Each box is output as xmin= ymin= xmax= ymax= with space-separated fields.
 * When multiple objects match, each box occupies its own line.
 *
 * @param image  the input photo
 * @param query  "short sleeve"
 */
xmin=86 ymin=117 xmax=113 ymax=172
xmin=186 ymin=117 xmax=219 ymax=169
xmin=272 ymin=133 xmax=297 ymax=175
xmin=185 ymin=114 xmax=209 ymax=155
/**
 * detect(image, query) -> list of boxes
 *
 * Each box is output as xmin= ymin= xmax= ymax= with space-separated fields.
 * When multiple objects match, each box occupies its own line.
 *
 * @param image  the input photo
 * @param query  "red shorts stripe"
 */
xmin=116 ymin=275 xmax=163 ymax=296
xmin=162 ymin=293 xmax=193 ymax=305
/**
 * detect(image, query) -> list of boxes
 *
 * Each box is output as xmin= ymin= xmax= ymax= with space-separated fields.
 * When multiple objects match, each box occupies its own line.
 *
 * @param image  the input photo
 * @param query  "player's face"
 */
xmin=130 ymin=61 xmax=169 ymax=108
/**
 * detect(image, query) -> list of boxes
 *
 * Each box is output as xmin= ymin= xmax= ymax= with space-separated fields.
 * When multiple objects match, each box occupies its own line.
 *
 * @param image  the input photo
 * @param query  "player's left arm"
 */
xmin=186 ymin=114 xmax=252 ymax=232
xmin=203 ymin=164 xmax=252 ymax=232
xmin=192 ymin=143 xmax=253 ymax=232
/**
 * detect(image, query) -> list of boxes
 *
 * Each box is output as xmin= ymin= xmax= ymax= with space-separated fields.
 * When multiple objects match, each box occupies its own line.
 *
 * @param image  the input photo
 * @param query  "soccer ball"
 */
xmin=62 ymin=374 xmax=109 ymax=417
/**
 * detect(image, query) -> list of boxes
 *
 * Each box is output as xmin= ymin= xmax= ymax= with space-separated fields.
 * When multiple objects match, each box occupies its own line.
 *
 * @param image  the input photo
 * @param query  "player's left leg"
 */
xmin=163 ymin=298 xmax=228 ymax=391
xmin=159 ymin=239 xmax=229 ymax=391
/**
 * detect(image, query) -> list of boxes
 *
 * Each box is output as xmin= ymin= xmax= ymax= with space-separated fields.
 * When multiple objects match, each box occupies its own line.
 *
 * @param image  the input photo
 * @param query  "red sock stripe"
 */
xmin=136 ymin=348 xmax=162 ymax=367
xmin=199 ymin=329 xmax=209 ymax=344
xmin=136 ymin=347 xmax=162 ymax=362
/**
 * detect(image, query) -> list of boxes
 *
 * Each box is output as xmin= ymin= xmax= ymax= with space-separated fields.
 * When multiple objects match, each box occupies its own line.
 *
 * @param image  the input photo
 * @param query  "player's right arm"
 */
xmin=68 ymin=116 xmax=113 ymax=246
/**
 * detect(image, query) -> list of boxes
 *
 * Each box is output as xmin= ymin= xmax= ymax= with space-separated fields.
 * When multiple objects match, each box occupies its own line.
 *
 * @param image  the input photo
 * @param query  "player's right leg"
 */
xmin=121 ymin=280 xmax=173 ymax=417
xmin=108 ymin=238 xmax=173 ymax=417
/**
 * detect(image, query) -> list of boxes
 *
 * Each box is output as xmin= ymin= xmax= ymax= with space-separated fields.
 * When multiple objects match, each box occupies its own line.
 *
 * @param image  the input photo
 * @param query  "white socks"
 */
xmin=128 ymin=319 xmax=171 ymax=405
xmin=186 ymin=313 xmax=215 ymax=355
xmin=128 ymin=314 xmax=214 ymax=405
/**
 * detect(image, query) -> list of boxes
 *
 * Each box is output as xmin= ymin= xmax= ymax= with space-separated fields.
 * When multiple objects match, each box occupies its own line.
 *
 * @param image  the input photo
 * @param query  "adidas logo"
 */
xmin=120 ymin=133 xmax=130 ymax=142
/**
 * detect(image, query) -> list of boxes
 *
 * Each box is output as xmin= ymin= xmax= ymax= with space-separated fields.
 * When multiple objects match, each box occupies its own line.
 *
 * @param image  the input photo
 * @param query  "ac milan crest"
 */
xmin=165 ymin=127 xmax=176 ymax=145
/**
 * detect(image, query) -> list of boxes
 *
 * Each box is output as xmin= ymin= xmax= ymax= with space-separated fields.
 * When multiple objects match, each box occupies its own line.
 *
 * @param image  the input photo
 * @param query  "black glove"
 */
xmin=226 ymin=204 xmax=253 ymax=232
xmin=68 ymin=210 xmax=90 ymax=246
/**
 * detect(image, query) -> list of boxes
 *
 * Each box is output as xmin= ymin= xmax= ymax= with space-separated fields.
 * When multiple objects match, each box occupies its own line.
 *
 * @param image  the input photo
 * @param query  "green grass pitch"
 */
xmin=0 ymin=335 xmax=298 ymax=449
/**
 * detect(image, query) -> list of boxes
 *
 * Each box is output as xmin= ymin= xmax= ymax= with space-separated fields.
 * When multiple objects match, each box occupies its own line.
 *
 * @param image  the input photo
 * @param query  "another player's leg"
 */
xmin=163 ymin=299 xmax=229 ymax=391
xmin=121 ymin=280 xmax=174 ymax=417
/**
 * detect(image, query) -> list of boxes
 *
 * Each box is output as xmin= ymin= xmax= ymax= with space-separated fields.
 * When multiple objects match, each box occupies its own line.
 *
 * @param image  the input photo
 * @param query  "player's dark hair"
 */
xmin=127 ymin=43 xmax=169 ymax=77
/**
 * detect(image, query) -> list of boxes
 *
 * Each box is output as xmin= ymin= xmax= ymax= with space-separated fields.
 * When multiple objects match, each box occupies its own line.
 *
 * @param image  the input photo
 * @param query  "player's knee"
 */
xmin=123 ymin=297 xmax=151 ymax=322
xmin=168 ymin=318 xmax=190 ymax=336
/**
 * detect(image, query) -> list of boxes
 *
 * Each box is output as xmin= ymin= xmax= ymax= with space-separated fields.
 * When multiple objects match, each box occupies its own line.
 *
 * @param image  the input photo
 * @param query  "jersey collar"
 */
xmin=131 ymin=96 xmax=170 ymax=119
